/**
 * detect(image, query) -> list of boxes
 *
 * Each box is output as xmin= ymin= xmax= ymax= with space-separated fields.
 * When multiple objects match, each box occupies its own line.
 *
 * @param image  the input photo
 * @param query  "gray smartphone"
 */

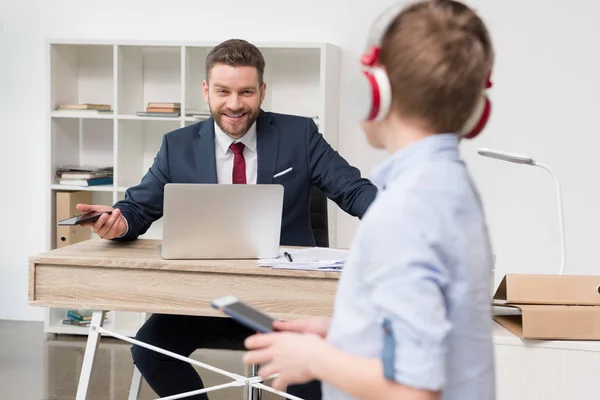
xmin=58 ymin=211 xmax=112 ymax=226
xmin=212 ymin=296 xmax=275 ymax=333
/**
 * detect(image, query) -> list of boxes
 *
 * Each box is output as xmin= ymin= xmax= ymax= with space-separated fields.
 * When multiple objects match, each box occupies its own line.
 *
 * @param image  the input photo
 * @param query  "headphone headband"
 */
xmin=355 ymin=1 xmax=493 ymax=139
xmin=361 ymin=3 xmax=404 ymax=67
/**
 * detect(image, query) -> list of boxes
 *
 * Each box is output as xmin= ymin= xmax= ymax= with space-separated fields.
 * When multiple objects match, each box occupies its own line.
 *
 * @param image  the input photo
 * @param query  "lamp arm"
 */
xmin=534 ymin=162 xmax=566 ymax=275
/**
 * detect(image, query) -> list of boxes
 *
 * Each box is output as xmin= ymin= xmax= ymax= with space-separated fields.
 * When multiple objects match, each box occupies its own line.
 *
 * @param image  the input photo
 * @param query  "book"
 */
xmin=61 ymin=318 xmax=92 ymax=326
xmin=59 ymin=177 xmax=113 ymax=187
xmin=146 ymin=107 xmax=181 ymax=113
xmin=136 ymin=111 xmax=180 ymax=117
xmin=58 ymin=171 xmax=112 ymax=180
xmin=61 ymin=317 xmax=108 ymax=326
xmin=148 ymin=102 xmax=181 ymax=108
xmin=57 ymin=103 xmax=112 ymax=111
xmin=67 ymin=310 xmax=92 ymax=321
xmin=53 ymin=109 xmax=113 ymax=114
xmin=56 ymin=166 xmax=113 ymax=173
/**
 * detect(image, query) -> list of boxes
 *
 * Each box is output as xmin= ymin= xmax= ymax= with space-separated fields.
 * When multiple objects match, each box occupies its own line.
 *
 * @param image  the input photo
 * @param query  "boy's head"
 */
xmin=358 ymin=0 xmax=494 ymax=151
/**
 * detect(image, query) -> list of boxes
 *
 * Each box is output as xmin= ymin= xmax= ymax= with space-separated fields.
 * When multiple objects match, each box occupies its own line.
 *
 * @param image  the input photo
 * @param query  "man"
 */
xmin=243 ymin=1 xmax=496 ymax=399
xmin=77 ymin=38 xmax=377 ymax=399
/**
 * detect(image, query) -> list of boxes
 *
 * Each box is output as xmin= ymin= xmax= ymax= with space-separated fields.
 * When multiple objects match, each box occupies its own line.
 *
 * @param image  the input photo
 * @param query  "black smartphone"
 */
xmin=212 ymin=296 xmax=275 ymax=333
xmin=57 ymin=211 xmax=113 ymax=226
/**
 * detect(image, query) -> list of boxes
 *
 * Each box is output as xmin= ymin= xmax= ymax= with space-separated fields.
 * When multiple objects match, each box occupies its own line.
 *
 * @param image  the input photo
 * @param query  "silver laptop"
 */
xmin=159 ymin=183 xmax=284 ymax=260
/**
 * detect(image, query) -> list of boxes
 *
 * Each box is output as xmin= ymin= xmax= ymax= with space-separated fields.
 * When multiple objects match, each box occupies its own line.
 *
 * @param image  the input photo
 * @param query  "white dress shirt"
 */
xmin=213 ymin=121 xmax=258 ymax=184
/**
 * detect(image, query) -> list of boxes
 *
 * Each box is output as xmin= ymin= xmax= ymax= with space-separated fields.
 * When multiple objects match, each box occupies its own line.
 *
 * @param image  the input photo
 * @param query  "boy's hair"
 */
xmin=380 ymin=0 xmax=494 ymax=133
xmin=206 ymin=39 xmax=266 ymax=86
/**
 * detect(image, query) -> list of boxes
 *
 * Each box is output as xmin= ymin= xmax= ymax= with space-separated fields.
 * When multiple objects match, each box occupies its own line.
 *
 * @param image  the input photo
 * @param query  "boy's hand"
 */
xmin=244 ymin=332 xmax=327 ymax=391
xmin=273 ymin=316 xmax=331 ymax=338
xmin=76 ymin=204 xmax=127 ymax=239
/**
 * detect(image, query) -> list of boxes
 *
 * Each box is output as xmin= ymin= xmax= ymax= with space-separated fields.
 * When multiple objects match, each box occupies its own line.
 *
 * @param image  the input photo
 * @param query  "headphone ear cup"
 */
xmin=350 ymin=67 xmax=392 ymax=122
xmin=461 ymin=94 xmax=491 ymax=139
xmin=351 ymin=71 xmax=378 ymax=121
xmin=370 ymin=67 xmax=392 ymax=121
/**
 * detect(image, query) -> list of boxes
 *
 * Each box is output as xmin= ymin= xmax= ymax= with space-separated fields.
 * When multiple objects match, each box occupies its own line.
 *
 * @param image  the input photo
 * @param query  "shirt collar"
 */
xmin=370 ymin=133 xmax=460 ymax=190
xmin=214 ymin=120 xmax=257 ymax=154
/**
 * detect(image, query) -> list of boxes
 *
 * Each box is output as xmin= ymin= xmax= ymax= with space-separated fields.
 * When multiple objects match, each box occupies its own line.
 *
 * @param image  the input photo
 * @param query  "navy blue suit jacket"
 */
xmin=113 ymin=110 xmax=377 ymax=246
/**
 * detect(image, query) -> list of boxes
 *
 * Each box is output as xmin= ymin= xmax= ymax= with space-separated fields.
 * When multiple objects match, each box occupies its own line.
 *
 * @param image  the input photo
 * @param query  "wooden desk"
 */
xmin=28 ymin=238 xmax=340 ymax=400
xmin=29 ymin=238 xmax=339 ymax=320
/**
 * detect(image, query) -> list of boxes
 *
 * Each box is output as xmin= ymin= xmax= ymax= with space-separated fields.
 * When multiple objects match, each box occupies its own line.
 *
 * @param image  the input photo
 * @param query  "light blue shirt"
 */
xmin=323 ymin=134 xmax=495 ymax=400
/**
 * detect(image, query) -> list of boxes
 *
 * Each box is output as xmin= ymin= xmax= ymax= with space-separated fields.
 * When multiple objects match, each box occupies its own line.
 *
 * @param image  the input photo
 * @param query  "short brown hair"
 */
xmin=206 ymin=39 xmax=266 ymax=85
xmin=380 ymin=0 xmax=494 ymax=133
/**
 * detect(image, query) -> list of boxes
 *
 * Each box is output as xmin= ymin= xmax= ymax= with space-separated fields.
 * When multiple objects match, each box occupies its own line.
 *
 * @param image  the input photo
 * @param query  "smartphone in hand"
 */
xmin=212 ymin=296 xmax=275 ymax=333
xmin=58 ymin=211 xmax=113 ymax=226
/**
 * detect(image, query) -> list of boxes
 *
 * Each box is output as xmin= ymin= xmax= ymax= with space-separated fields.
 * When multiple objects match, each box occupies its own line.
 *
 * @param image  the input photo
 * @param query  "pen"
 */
xmin=284 ymin=251 xmax=293 ymax=262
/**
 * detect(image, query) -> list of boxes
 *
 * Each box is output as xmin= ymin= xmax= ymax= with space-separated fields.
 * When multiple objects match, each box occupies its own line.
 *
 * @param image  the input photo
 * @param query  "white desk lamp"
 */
xmin=477 ymin=148 xmax=566 ymax=275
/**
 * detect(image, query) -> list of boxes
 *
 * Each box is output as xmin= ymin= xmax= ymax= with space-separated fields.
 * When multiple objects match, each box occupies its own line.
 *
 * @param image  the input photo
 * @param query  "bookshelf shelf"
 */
xmin=50 ymin=184 xmax=115 ymax=192
xmin=117 ymin=114 xmax=182 ymax=121
xmin=51 ymin=111 xmax=114 ymax=119
xmin=46 ymin=39 xmax=341 ymax=337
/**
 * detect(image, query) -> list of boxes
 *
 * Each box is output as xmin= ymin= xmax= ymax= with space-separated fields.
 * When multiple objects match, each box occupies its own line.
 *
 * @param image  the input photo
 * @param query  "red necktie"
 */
xmin=229 ymin=142 xmax=246 ymax=184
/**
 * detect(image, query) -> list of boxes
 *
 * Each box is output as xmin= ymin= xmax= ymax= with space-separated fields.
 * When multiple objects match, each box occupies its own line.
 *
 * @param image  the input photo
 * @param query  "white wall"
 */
xmin=1 ymin=0 xmax=599 ymax=321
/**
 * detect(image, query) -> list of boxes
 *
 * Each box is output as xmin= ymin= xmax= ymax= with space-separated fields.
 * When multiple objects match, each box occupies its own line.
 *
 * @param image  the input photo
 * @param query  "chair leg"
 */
xmin=248 ymin=363 xmax=262 ymax=400
xmin=128 ymin=366 xmax=143 ymax=400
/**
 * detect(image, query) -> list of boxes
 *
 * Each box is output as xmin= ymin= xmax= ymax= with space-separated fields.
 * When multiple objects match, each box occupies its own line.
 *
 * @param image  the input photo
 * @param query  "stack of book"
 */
xmin=55 ymin=103 xmax=112 ymax=114
xmin=61 ymin=309 xmax=108 ymax=327
xmin=136 ymin=102 xmax=180 ymax=117
xmin=185 ymin=109 xmax=212 ymax=119
xmin=56 ymin=166 xmax=114 ymax=187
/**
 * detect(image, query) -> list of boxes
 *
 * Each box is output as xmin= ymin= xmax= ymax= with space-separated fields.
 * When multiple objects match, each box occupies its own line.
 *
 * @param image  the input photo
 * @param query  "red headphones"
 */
xmin=355 ymin=4 xmax=493 ymax=139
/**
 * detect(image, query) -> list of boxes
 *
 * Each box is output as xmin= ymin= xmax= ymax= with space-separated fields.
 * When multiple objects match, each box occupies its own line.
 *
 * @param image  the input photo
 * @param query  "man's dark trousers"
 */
xmin=131 ymin=313 xmax=322 ymax=400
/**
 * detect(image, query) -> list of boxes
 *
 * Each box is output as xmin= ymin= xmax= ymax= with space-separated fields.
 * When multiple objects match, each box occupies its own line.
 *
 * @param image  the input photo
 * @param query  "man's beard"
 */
xmin=210 ymin=104 xmax=259 ymax=139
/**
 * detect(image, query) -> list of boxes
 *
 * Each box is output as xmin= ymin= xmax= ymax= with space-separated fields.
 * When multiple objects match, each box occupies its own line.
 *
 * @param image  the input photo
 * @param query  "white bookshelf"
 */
xmin=45 ymin=39 xmax=341 ymax=336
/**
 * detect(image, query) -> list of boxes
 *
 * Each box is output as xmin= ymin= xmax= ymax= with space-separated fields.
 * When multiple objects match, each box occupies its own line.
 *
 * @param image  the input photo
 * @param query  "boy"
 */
xmin=243 ymin=1 xmax=496 ymax=399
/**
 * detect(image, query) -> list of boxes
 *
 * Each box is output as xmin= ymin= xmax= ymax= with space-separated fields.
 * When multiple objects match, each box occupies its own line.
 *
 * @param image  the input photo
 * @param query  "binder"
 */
xmin=56 ymin=191 xmax=93 ymax=248
xmin=493 ymin=274 xmax=600 ymax=340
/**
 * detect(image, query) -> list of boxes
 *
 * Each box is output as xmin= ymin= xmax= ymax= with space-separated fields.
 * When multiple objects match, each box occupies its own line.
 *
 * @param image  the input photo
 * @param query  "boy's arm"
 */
xmin=309 ymin=344 xmax=440 ymax=400
xmin=245 ymin=332 xmax=439 ymax=400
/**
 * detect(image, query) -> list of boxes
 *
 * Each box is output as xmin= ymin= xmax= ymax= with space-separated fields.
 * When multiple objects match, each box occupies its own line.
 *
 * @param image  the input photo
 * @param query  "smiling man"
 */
xmin=205 ymin=53 xmax=263 ymax=141
xmin=75 ymin=39 xmax=378 ymax=400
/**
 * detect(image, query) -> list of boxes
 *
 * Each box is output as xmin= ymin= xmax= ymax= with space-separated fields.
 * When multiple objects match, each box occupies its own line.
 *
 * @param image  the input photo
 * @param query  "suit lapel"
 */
xmin=192 ymin=119 xmax=218 ymax=183
xmin=256 ymin=111 xmax=279 ymax=184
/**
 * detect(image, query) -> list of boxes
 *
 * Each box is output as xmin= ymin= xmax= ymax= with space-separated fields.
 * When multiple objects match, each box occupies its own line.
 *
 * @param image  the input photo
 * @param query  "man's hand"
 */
xmin=244 ymin=332 xmax=327 ymax=391
xmin=76 ymin=204 xmax=127 ymax=240
xmin=273 ymin=316 xmax=331 ymax=338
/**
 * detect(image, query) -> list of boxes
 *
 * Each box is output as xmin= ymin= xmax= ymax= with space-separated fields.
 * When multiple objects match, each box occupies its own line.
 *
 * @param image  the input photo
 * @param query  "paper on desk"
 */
xmin=258 ymin=247 xmax=349 ymax=271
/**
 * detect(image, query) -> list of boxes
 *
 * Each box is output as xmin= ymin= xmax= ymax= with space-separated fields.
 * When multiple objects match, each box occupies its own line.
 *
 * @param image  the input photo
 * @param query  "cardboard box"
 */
xmin=56 ymin=191 xmax=93 ymax=248
xmin=493 ymin=274 xmax=600 ymax=340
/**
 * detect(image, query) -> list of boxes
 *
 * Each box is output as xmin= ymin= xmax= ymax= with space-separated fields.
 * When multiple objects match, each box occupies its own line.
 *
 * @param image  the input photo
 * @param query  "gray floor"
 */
xmin=0 ymin=320 xmax=279 ymax=400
